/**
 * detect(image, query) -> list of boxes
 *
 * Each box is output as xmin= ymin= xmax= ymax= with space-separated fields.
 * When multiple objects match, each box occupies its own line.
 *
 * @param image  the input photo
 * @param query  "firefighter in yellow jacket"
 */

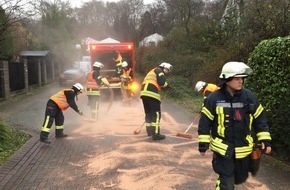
xmin=195 ymin=81 xmax=220 ymax=98
xmin=198 ymin=62 xmax=272 ymax=190
xmin=86 ymin=62 xmax=110 ymax=119
xmin=39 ymin=83 xmax=84 ymax=144
xmin=120 ymin=61 xmax=133 ymax=102
xmin=140 ymin=62 xmax=173 ymax=140
xmin=113 ymin=50 xmax=123 ymax=77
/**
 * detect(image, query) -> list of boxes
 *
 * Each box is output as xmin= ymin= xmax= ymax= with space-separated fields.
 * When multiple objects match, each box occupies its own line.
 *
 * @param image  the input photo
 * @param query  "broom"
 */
xmin=133 ymin=121 xmax=145 ymax=135
xmin=176 ymin=113 xmax=201 ymax=139
xmin=133 ymin=88 xmax=171 ymax=135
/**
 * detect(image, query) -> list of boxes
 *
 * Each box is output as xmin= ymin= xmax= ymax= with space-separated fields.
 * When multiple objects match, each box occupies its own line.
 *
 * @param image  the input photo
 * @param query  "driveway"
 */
xmin=0 ymin=83 xmax=289 ymax=190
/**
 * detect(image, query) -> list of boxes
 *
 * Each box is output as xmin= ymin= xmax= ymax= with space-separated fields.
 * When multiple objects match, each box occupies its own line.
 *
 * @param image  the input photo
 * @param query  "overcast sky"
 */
xmin=71 ymin=0 xmax=156 ymax=8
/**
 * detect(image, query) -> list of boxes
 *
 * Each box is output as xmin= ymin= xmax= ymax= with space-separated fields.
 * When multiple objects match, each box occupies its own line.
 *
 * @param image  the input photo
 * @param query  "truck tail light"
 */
xmin=91 ymin=45 xmax=96 ymax=50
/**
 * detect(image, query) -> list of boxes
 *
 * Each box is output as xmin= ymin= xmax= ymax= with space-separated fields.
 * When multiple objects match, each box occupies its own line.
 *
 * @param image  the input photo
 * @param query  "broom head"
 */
xmin=133 ymin=129 xmax=141 ymax=135
xmin=176 ymin=133 xmax=193 ymax=139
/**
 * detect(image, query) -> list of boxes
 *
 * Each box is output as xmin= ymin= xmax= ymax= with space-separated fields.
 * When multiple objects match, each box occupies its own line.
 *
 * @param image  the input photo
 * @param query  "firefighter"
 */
xmin=86 ymin=61 xmax=110 ymax=119
xmin=120 ymin=61 xmax=133 ymax=102
xmin=198 ymin=62 xmax=272 ymax=190
xmin=113 ymin=50 xmax=123 ymax=77
xmin=140 ymin=62 xmax=173 ymax=140
xmin=195 ymin=81 xmax=220 ymax=98
xmin=39 ymin=83 xmax=84 ymax=144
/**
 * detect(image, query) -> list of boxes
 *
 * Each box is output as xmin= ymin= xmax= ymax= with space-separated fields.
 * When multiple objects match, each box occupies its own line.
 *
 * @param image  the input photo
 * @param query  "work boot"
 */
xmin=55 ymin=129 xmax=68 ymax=138
xmin=152 ymin=133 xmax=166 ymax=140
xmin=39 ymin=138 xmax=51 ymax=144
xmin=146 ymin=126 xmax=155 ymax=136
xmin=55 ymin=133 xmax=68 ymax=138
xmin=40 ymin=132 xmax=50 ymax=144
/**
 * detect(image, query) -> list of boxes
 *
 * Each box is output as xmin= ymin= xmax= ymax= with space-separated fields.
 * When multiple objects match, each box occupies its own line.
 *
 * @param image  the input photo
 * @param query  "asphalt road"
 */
xmin=0 ymin=83 xmax=289 ymax=190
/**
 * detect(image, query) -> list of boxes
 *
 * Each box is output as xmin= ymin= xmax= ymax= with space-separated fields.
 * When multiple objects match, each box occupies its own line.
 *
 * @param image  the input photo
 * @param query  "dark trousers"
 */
xmin=141 ymin=96 xmax=161 ymax=134
xmin=212 ymin=153 xmax=250 ymax=190
xmin=40 ymin=100 xmax=64 ymax=139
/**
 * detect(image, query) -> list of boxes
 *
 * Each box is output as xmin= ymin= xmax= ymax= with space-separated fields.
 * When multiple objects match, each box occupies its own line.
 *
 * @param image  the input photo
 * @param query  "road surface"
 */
xmin=0 ymin=83 xmax=289 ymax=189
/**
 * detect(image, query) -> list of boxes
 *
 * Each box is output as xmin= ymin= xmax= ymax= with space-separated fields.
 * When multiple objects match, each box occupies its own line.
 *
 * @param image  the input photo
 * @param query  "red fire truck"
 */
xmin=88 ymin=42 xmax=140 ymax=97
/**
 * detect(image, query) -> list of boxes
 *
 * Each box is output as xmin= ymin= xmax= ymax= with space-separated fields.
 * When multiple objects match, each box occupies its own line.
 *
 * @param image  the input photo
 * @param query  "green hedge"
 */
xmin=247 ymin=36 xmax=290 ymax=160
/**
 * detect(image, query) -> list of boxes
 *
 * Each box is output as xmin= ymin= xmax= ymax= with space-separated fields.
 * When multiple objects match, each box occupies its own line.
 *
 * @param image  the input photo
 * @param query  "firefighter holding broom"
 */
xmin=140 ymin=62 xmax=173 ymax=140
xmin=86 ymin=62 xmax=110 ymax=119
xmin=198 ymin=61 xmax=272 ymax=190
xmin=176 ymin=81 xmax=219 ymax=139
xmin=195 ymin=81 xmax=219 ymax=99
xmin=39 ymin=83 xmax=84 ymax=144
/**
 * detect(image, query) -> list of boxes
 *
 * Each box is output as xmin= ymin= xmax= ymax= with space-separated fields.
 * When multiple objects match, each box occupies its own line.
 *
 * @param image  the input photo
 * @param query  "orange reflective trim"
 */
xmin=86 ymin=71 xmax=99 ymax=89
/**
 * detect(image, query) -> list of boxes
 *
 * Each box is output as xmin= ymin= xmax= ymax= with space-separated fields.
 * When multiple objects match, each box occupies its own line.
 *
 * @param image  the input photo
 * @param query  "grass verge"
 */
xmin=0 ymin=119 xmax=30 ymax=166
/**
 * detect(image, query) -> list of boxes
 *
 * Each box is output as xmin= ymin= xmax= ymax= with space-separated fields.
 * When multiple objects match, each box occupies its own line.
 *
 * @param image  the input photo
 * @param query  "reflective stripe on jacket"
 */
xmin=86 ymin=71 xmax=100 ymax=89
xmin=198 ymin=88 xmax=271 ymax=159
xmin=86 ymin=71 xmax=102 ymax=96
xmin=50 ymin=89 xmax=72 ymax=110
xmin=140 ymin=67 xmax=168 ymax=101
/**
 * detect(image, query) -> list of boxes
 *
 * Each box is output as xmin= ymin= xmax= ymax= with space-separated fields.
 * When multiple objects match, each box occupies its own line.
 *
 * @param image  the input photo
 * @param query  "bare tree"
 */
xmin=0 ymin=0 xmax=35 ymax=59
xmin=0 ymin=0 xmax=34 ymax=43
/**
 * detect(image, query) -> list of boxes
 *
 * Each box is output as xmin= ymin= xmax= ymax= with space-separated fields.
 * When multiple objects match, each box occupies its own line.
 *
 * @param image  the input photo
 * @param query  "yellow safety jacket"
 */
xmin=203 ymin=83 xmax=220 ymax=98
xmin=198 ymin=88 xmax=271 ymax=159
xmin=114 ymin=51 xmax=122 ymax=75
xmin=50 ymin=89 xmax=72 ymax=110
xmin=140 ymin=67 xmax=168 ymax=101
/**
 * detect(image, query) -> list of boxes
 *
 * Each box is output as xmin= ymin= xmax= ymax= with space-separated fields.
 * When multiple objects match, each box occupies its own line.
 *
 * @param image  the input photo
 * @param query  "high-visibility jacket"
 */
xmin=86 ymin=71 xmax=101 ymax=96
xmin=114 ymin=51 xmax=122 ymax=75
xmin=50 ymin=89 xmax=80 ymax=112
xmin=121 ymin=68 xmax=132 ymax=79
xmin=140 ymin=67 xmax=169 ymax=101
xmin=87 ymin=71 xmax=100 ymax=89
xmin=121 ymin=68 xmax=132 ymax=89
xmin=198 ymin=88 xmax=271 ymax=159
xmin=203 ymin=83 xmax=219 ymax=98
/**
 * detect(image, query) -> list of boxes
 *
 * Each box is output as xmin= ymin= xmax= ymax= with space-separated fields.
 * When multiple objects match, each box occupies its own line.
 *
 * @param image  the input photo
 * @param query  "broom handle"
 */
xmin=184 ymin=123 xmax=193 ymax=133
xmin=184 ymin=113 xmax=201 ymax=133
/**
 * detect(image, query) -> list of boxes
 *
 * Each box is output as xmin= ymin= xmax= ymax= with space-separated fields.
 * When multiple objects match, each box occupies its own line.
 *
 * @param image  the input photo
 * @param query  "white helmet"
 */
xmin=73 ymin=83 xmax=84 ymax=93
xmin=159 ymin=62 xmax=173 ymax=72
xmin=219 ymin=62 xmax=253 ymax=79
xmin=122 ymin=61 xmax=128 ymax=67
xmin=195 ymin=81 xmax=207 ymax=92
xmin=93 ymin=61 xmax=104 ymax=68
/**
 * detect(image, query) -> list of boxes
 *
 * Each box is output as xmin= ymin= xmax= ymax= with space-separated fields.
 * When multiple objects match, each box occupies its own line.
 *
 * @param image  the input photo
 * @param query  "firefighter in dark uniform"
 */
xmin=198 ymin=62 xmax=272 ymax=190
xmin=39 ymin=83 xmax=84 ymax=144
xmin=195 ymin=81 xmax=220 ymax=98
xmin=140 ymin=62 xmax=173 ymax=140
xmin=86 ymin=61 xmax=110 ymax=119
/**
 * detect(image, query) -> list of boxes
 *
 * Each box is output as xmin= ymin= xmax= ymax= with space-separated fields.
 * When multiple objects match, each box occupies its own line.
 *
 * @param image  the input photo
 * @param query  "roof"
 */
xmin=20 ymin=51 xmax=49 ymax=57
xmin=139 ymin=33 xmax=164 ymax=47
xmin=98 ymin=38 xmax=120 ymax=43
xmin=83 ymin=37 xmax=99 ymax=45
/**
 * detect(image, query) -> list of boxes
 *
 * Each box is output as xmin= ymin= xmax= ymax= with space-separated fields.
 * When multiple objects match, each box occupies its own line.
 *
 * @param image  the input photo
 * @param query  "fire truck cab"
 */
xmin=88 ymin=42 xmax=139 ymax=96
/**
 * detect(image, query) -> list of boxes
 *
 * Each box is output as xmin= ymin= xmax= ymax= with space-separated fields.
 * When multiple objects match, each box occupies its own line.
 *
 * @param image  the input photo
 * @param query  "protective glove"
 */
xmin=78 ymin=110 xmax=84 ymax=116
xmin=198 ymin=143 xmax=209 ymax=153
xmin=260 ymin=140 xmax=271 ymax=154
xmin=165 ymin=84 xmax=173 ymax=91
